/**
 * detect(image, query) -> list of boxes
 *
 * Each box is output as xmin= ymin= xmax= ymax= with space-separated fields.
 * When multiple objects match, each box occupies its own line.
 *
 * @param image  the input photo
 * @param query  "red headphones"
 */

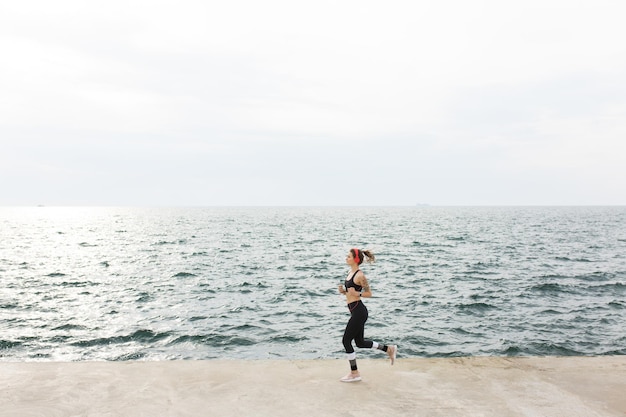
xmin=353 ymin=248 xmax=360 ymax=263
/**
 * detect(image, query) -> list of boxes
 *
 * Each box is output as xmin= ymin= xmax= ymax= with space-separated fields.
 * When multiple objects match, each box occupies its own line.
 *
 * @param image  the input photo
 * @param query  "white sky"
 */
xmin=1 ymin=0 xmax=625 ymax=206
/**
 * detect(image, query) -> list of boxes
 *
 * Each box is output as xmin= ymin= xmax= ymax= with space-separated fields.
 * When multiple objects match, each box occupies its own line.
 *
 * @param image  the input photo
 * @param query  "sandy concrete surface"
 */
xmin=1 ymin=356 xmax=624 ymax=417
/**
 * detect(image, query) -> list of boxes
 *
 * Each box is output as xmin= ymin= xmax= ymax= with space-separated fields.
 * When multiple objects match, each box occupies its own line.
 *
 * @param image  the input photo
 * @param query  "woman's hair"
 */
xmin=351 ymin=248 xmax=375 ymax=265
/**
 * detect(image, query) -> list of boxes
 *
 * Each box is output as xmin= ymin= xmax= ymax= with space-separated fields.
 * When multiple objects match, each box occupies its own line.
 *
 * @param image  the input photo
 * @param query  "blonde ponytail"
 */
xmin=362 ymin=250 xmax=375 ymax=264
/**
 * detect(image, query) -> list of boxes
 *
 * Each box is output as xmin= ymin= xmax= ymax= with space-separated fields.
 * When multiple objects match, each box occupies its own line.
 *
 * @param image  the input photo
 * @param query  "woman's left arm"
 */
xmin=357 ymin=274 xmax=372 ymax=298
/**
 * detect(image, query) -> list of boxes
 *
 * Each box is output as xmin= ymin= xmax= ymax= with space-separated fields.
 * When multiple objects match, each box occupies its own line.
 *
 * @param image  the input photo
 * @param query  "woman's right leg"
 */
xmin=342 ymin=315 xmax=359 ymax=372
xmin=341 ymin=303 xmax=368 ymax=381
xmin=341 ymin=316 xmax=363 ymax=382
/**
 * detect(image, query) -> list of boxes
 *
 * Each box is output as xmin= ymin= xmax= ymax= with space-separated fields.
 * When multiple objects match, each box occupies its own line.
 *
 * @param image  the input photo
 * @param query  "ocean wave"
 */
xmin=0 ymin=339 xmax=22 ymax=350
xmin=539 ymin=308 xmax=564 ymax=315
xmin=526 ymin=342 xmax=584 ymax=356
xmin=410 ymin=241 xmax=454 ymax=248
xmin=170 ymin=334 xmax=257 ymax=347
xmin=528 ymin=282 xmax=578 ymax=295
xmin=597 ymin=282 xmax=625 ymax=290
xmin=273 ymin=334 xmax=308 ymax=343
xmin=555 ymin=256 xmax=592 ymax=262
xmin=240 ymin=281 xmax=270 ymax=288
xmin=577 ymin=271 xmax=618 ymax=281
xmin=172 ymin=272 xmax=197 ymax=278
xmin=71 ymin=330 xmax=171 ymax=348
xmin=451 ymin=327 xmax=485 ymax=336
xmin=51 ymin=324 xmax=87 ymax=331
xmin=113 ymin=351 xmax=147 ymax=361
xmin=58 ymin=281 xmax=100 ymax=288
xmin=498 ymin=340 xmax=583 ymax=356
xmin=136 ymin=292 xmax=152 ymax=302
xmin=584 ymin=282 xmax=626 ymax=297
xmin=153 ymin=239 xmax=187 ymax=246
xmin=456 ymin=302 xmax=497 ymax=312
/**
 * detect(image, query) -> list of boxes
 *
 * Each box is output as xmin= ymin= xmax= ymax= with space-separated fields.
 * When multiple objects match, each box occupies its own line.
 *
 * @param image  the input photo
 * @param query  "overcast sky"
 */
xmin=1 ymin=0 xmax=625 ymax=206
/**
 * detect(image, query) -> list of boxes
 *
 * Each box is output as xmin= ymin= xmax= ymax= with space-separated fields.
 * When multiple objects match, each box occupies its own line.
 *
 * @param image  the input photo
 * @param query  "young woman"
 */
xmin=338 ymin=248 xmax=397 ymax=382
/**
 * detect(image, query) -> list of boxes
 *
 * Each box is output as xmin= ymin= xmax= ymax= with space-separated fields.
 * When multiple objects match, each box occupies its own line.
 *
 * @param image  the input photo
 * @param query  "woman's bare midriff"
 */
xmin=345 ymin=294 xmax=361 ymax=304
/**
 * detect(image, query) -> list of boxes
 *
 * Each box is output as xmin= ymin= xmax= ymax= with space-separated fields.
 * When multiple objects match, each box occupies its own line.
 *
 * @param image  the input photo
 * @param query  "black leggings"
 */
xmin=342 ymin=301 xmax=374 ymax=353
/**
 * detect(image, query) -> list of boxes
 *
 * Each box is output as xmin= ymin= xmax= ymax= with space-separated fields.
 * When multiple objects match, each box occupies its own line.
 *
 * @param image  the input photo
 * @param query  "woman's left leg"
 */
xmin=352 ymin=305 xmax=397 ymax=363
xmin=354 ymin=327 xmax=390 ymax=352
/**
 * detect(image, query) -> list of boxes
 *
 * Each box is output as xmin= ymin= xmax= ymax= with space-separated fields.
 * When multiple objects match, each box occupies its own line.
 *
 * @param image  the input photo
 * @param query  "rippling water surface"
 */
xmin=1 ymin=206 xmax=625 ymax=361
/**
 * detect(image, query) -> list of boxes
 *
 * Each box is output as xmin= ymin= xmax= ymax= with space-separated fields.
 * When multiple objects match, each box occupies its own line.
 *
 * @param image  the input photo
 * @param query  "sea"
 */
xmin=1 ymin=206 xmax=625 ymax=362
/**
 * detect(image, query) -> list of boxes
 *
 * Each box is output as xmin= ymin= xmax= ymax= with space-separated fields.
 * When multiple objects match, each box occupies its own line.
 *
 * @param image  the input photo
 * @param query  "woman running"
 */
xmin=338 ymin=248 xmax=397 ymax=382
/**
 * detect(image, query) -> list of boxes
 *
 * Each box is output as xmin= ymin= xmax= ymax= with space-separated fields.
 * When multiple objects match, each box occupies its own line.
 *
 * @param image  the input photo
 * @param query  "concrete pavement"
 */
xmin=1 ymin=356 xmax=624 ymax=416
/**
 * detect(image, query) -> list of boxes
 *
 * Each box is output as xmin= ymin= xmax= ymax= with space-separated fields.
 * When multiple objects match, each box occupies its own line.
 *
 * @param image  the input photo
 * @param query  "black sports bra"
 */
xmin=345 ymin=270 xmax=362 ymax=292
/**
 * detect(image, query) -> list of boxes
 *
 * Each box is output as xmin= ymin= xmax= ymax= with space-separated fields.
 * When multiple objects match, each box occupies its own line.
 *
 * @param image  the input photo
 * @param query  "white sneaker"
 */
xmin=340 ymin=373 xmax=362 ymax=383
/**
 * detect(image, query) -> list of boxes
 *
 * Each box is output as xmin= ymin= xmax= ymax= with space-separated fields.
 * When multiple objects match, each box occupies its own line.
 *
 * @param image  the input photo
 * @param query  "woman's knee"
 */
xmin=355 ymin=339 xmax=372 ymax=349
xmin=342 ymin=335 xmax=354 ymax=352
